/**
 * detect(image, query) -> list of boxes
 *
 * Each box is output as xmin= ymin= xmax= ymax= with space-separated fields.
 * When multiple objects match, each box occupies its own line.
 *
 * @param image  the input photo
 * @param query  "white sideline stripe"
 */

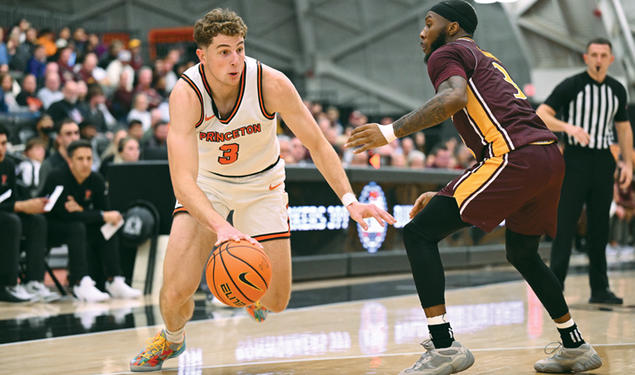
xmin=99 ymin=342 xmax=635 ymax=374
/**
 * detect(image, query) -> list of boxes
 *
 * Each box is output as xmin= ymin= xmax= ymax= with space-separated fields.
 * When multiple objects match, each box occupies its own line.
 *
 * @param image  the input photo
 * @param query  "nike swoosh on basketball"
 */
xmin=268 ymin=182 xmax=282 ymax=190
xmin=238 ymin=272 xmax=261 ymax=291
xmin=205 ymin=114 xmax=215 ymax=121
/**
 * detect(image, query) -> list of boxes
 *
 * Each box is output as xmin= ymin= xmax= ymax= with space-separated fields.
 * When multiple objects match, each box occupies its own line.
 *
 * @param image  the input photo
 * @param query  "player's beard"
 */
xmin=424 ymin=29 xmax=448 ymax=63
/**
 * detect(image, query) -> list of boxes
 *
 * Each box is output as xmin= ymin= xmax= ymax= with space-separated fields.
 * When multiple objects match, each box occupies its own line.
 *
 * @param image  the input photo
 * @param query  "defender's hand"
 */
xmin=345 ymin=123 xmax=388 ymax=153
xmin=347 ymin=202 xmax=396 ymax=231
xmin=409 ymin=192 xmax=436 ymax=219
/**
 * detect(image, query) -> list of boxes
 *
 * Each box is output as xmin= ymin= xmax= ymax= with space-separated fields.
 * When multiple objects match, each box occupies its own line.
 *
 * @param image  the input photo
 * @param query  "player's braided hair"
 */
xmin=194 ymin=8 xmax=248 ymax=48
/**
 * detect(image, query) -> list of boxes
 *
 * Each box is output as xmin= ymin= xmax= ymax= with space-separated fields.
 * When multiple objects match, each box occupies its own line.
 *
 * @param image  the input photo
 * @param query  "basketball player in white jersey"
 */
xmin=130 ymin=8 xmax=396 ymax=372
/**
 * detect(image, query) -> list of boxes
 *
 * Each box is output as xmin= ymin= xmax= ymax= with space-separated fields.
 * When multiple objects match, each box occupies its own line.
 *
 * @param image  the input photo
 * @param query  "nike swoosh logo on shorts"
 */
xmin=268 ymin=182 xmax=282 ymax=190
xmin=239 ymin=272 xmax=261 ymax=291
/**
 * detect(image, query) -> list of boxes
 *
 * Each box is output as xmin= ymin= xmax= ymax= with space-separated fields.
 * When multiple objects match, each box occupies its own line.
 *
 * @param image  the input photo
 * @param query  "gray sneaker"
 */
xmin=534 ymin=342 xmax=602 ymax=373
xmin=399 ymin=340 xmax=475 ymax=375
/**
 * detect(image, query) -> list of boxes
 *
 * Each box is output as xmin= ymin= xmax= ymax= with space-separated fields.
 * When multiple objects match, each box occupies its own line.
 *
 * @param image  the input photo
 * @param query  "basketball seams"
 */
xmin=225 ymin=248 xmax=270 ymax=288
xmin=206 ymin=240 xmax=271 ymax=307
xmin=218 ymin=246 xmax=255 ymax=304
xmin=209 ymin=246 xmax=230 ymax=306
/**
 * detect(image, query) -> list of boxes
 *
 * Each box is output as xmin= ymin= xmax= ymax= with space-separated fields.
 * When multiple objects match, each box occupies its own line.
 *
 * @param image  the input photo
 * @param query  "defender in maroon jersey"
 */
xmin=346 ymin=1 xmax=601 ymax=374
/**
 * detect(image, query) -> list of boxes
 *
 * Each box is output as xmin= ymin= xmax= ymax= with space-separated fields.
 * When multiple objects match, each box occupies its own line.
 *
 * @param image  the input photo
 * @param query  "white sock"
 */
xmin=165 ymin=327 xmax=185 ymax=343
xmin=555 ymin=319 xmax=574 ymax=329
xmin=427 ymin=314 xmax=449 ymax=325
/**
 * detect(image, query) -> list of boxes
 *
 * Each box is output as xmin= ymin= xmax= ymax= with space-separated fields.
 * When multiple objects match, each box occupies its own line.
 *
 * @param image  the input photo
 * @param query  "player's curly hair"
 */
xmin=194 ymin=8 xmax=247 ymax=48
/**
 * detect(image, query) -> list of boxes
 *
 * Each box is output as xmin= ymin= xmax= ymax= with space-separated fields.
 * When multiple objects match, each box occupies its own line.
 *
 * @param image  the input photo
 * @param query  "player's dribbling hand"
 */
xmin=214 ymin=222 xmax=263 ymax=249
xmin=409 ymin=191 xmax=436 ymax=219
xmin=347 ymin=202 xmax=396 ymax=231
xmin=345 ymin=123 xmax=388 ymax=153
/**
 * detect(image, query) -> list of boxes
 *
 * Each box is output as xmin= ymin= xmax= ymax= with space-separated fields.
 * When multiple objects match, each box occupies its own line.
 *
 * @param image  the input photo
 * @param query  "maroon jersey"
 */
xmin=427 ymin=38 xmax=556 ymax=162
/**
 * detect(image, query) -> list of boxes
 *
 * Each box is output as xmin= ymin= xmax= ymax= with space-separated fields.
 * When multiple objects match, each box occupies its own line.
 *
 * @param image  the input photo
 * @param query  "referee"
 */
xmin=537 ymin=38 xmax=632 ymax=304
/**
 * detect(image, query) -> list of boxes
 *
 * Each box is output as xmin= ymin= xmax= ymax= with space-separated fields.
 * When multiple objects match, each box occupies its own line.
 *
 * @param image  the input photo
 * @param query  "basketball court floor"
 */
xmin=1 ymin=251 xmax=633 ymax=375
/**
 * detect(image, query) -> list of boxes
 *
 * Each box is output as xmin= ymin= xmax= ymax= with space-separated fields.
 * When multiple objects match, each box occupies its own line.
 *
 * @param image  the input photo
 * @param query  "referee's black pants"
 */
xmin=550 ymin=146 xmax=615 ymax=294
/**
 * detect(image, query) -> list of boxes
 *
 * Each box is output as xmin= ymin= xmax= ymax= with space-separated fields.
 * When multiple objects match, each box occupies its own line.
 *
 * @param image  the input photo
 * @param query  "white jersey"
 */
xmin=181 ymin=57 xmax=279 ymax=177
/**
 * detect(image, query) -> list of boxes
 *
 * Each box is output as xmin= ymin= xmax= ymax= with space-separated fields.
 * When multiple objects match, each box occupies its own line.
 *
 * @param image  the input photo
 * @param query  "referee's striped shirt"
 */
xmin=544 ymin=71 xmax=629 ymax=149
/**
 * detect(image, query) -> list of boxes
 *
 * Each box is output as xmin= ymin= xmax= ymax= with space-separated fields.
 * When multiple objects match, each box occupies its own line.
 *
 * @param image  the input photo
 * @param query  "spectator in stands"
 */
xmin=16 ymin=74 xmax=43 ymax=113
xmin=75 ymin=52 xmax=108 ymax=86
xmin=8 ymin=27 xmax=30 ymax=72
xmin=0 ymin=124 xmax=59 ymax=302
xmin=86 ymin=33 xmax=107 ymax=60
xmin=80 ymin=84 xmax=116 ymax=133
xmin=290 ymin=136 xmax=308 ymax=163
xmin=0 ymin=28 xmax=9 ymax=66
xmin=127 ymin=92 xmax=151 ymax=132
xmin=391 ymin=152 xmax=407 ymax=167
xmin=109 ymin=69 xmax=134 ymax=121
xmin=57 ymin=46 xmax=77 ymax=84
xmin=56 ymin=27 xmax=71 ymax=50
xmin=78 ymin=120 xmax=104 ymax=170
xmin=99 ymin=39 xmax=123 ymax=69
xmin=134 ymin=67 xmax=163 ymax=109
xmin=27 ymin=45 xmax=47 ymax=83
xmin=48 ymin=80 xmax=83 ymax=125
xmin=117 ymin=136 xmax=140 ymax=163
xmin=455 ymin=143 xmax=476 ymax=169
xmin=39 ymin=118 xmax=80 ymax=187
xmin=408 ymin=150 xmax=426 ymax=168
xmin=126 ymin=119 xmax=144 ymax=141
xmin=37 ymin=72 xmax=64 ymax=110
xmin=106 ymin=49 xmax=135 ymax=92
xmin=426 ymin=145 xmax=456 ymax=169
xmin=414 ymin=131 xmax=426 ymax=154
xmin=401 ymin=137 xmax=415 ymax=160
xmin=16 ymin=138 xmax=47 ymax=197
xmin=33 ymin=114 xmax=56 ymax=156
xmin=350 ymin=150 xmax=369 ymax=166
xmin=143 ymin=120 xmax=168 ymax=149
xmin=72 ymin=27 xmax=88 ymax=59
xmin=98 ymin=129 xmax=129 ymax=176
xmin=128 ymin=39 xmax=143 ymax=71
xmin=0 ymin=73 xmax=20 ymax=112
xmin=36 ymin=29 xmax=57 ymax=57
xmin=40 ymin=140 xmax=142 ymax=301
xmin=278 ymin=135 xmax=296 ymax=164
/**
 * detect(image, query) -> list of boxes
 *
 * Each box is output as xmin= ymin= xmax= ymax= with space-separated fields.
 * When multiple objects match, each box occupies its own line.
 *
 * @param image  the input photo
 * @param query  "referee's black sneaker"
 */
xmin=589 ymin=290 xmax=623 ymax=304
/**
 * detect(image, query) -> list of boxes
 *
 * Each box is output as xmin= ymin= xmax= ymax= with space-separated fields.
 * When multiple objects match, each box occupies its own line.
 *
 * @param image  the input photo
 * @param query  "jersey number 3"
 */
xmin=492 ymin=62 xmax=527 ymax=100
xmin=218 ymin=143 xmax=239 ymax=164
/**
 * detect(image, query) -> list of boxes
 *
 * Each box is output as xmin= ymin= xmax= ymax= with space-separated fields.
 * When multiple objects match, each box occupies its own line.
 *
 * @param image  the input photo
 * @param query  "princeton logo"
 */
xmin=357 ymin=182 xmax=388 ymax=253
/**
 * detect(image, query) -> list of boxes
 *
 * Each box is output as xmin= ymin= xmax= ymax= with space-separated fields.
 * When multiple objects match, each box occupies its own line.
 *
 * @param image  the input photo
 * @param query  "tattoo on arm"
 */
xmin=393 ymin=76 xmax=467 ymax=138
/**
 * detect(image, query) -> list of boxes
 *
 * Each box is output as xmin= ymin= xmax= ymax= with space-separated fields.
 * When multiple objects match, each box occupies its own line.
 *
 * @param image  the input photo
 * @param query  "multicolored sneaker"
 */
xmin=245 ymin=301 xmax=268 ymax=322
xmin=130 ymin=330 xmax=185 ymax=372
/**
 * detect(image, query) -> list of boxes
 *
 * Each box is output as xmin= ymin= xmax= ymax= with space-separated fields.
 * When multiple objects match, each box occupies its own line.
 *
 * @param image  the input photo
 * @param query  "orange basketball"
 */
xmin=206 ymin=240 xmax=271 ymax=307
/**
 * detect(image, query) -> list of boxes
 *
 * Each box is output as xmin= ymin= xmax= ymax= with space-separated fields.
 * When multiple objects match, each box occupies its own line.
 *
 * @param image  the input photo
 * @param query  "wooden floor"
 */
xmin=1 ymin=269 xmax=633 ymax=375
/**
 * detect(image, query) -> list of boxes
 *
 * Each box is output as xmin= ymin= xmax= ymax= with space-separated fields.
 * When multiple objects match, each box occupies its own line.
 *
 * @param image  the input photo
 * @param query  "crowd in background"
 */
xmin=0 ymin=19 xmax=633 ymax=304
xmin=0 ymin=18 xmax=477 ymax=184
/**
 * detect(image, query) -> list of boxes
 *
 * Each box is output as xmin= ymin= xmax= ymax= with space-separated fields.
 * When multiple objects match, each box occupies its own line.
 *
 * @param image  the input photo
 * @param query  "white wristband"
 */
xmin=378 ymin=123 xmax=397 ymax=143
xmin=341 ymin=192 xmax=358 ymax=207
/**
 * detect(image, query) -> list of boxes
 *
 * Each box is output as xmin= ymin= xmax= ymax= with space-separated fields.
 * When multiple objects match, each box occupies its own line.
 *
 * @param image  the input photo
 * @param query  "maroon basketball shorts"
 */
xmin=438 ymin=143 xmax=564 ymax=236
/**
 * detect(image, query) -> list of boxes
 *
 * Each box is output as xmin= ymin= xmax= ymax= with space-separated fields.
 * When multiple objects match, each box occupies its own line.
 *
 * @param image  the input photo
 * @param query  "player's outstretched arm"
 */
xmin=261 ymin=66 xmax=396 ymax=230
xmin=168 ymin=80 xmax=259 ymax=247
xmin=345 ymin=75 xmax=468 ymax=153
